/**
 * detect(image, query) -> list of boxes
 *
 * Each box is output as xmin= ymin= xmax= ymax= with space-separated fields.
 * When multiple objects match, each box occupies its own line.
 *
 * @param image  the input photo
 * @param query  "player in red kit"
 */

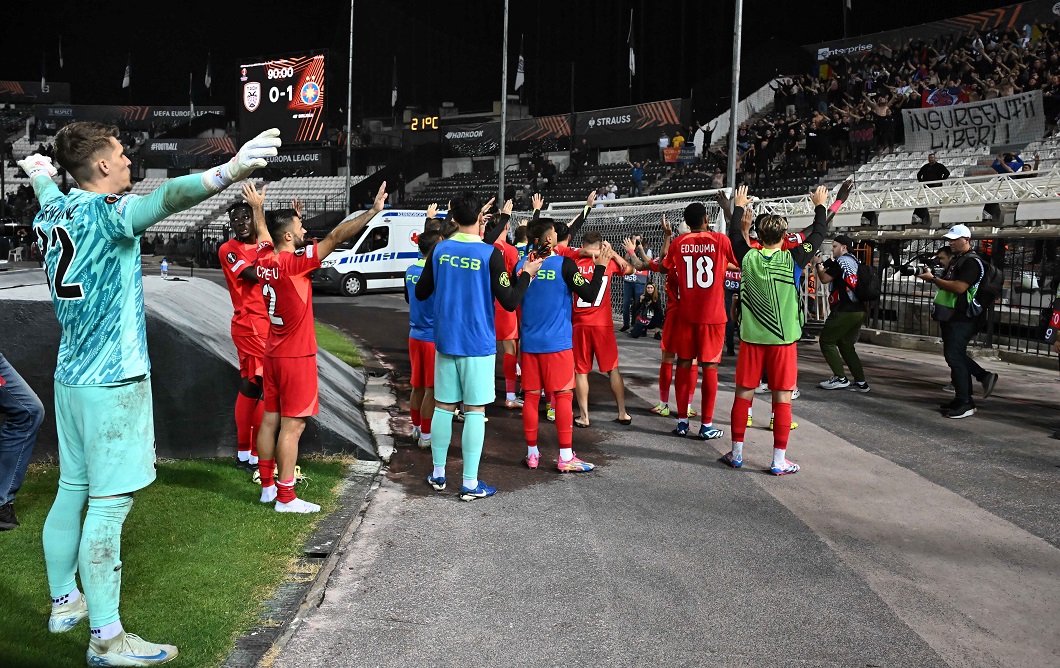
xmin=664 ymin=202 xmax=737 ymax=439
xmin=484 ymin=199 xmax=523 ymax=409
xmin=245 ymin=180 xmax=388 ymax=513
xmin=572 ymin=231 xmax=635 ymax=427
xmin=218 ymin=200 xmax=269 ymax=476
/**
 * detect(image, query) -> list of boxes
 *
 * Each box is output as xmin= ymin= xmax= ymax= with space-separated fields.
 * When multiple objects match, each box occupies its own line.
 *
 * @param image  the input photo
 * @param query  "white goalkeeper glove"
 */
xmin=201 ymin=128 xmax=282 ymax=193
xmin=17 ymin=153 xmax=58 ymax=180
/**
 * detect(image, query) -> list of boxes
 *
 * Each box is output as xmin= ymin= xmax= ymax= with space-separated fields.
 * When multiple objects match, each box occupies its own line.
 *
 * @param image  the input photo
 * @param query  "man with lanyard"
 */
xmin=815 ymin=234 xmax=870 ymax=393
xmin=917 ymin=224 xmax=999 ymax=419
xmin=723 ymin=185 xmax=830 ymax=475
xmin=405 ymin=228 xmax=443 ymax=450
xmin=516 ymin=219 xmax=610 ymax=471
xmin=415 ymin=192 xmax=542 ymax=501
xmin=619 ymin=238 xmax=652 ymax=332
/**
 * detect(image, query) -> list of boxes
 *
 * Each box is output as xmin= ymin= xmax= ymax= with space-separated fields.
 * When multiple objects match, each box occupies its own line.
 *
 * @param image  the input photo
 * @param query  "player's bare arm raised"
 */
xmin=317 ymin=182 xmax=388 ymax=259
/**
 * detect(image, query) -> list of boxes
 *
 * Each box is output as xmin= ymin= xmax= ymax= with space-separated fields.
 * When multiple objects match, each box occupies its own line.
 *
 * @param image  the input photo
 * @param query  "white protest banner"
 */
xmin=902 ymin=91 xmax=1044 ymax=152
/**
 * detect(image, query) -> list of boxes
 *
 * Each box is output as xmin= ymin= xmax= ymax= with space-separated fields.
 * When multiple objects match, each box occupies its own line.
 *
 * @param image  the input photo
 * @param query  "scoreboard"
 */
xmin=239 ymin=52 xmax=326 ymax=144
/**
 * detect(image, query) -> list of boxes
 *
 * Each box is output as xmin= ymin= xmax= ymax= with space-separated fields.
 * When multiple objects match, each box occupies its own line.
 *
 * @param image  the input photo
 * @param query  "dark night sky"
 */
xmin=3 ymin=0 xmax=1025 ymax=128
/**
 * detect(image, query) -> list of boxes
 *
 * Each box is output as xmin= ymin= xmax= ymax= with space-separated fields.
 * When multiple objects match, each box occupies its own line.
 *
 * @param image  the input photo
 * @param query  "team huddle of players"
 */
xmin=400 ymin=182 xmax=845 ymax=500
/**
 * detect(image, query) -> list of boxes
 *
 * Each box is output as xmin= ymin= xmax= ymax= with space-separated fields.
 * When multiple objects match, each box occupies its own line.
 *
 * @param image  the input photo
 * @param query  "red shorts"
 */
xmin=673 ymin=322 xmax=725 ymax=364
xmin=735 ymin=342 xmax=798 ymax=391
xmin=233 ymin=332 xmax=266 ymax=380
xmin=521 ymin=350 xmax=575 ymax=392
xmin=263 ymin=355 xmax=319 ymax=418
xmin=494 ymin=304 xmax=519 ymax=341
xmin=409 ymin=337 xmax=435 ymax=388
xmin=573 ymin=325 xmax=619 ymax=374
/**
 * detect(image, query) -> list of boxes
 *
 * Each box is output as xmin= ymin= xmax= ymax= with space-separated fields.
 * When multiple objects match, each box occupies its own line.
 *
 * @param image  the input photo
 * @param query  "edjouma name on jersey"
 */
xmin=681 ymin=242 xmax=717 ymax=253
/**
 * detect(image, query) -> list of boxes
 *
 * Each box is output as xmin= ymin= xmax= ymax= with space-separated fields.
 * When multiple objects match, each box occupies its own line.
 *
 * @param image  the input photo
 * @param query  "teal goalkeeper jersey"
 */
xmin=30 ymin=174 xmax=214 ymax=385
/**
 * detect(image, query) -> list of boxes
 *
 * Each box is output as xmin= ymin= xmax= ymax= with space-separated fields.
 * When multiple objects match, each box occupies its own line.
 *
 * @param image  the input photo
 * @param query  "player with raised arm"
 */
xmin=248 ymin=180 xmax=389 ymax=513
xmin=664 ymin=202 xmax=738 ymax=440
xmin=484 ymin=199 xmax=524 ymax=409
xmin=25 ymin=121 xmax=279 ymax=665
xmin=415 ymin=192 xmax=542 ymax=501
xmin=405 ymin=227 xmax=443 ymax=450
xmin=517 ymin=220 xmax=610 ymax=471
xmin=724 ymin=185 xmax=830 ymax=475
xmin=572 ymin=231 xmax=634 ymax=428
xmin=218 ymin=199 xmax=269 ymax=477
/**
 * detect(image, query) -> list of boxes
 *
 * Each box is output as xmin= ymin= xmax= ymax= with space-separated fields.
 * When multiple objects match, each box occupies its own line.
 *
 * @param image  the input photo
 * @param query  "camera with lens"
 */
xmin=899 ymin=255 xmax=943 ymax=277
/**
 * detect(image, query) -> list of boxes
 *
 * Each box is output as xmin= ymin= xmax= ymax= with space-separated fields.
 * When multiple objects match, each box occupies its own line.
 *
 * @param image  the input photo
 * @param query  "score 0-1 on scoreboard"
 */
xmin=239 ymin=52 xmax=326 ymax=144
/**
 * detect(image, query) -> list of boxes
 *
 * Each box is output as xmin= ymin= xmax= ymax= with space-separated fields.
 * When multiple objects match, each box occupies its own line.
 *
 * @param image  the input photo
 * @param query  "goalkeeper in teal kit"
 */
xmin=21 ymin=121 xmax=280 ymax=666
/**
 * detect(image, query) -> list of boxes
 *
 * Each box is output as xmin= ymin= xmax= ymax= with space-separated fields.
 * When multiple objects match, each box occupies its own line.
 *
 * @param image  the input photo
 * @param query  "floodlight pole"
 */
xmin=345 ymin=0 xmax=355 ymax=214
xmin=725 ymin=0 xmax=743 ymax=195
xmin=499 ymin=0 xmax=510 ymax=204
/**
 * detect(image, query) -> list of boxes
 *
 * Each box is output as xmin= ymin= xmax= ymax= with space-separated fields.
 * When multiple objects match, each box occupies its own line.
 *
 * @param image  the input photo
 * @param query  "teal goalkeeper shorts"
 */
xmin=53 ymin=377 xmax=157 ymax=496
xmin=434 ymin=352 xmax=496 ymax=407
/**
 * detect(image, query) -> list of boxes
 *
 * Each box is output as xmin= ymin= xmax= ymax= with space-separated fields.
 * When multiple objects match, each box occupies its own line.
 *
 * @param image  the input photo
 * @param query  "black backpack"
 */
xmin=968 ymin=253 xmax=1004 ymax=316
xmin=852 ymin=259 xmax=881 ymax=302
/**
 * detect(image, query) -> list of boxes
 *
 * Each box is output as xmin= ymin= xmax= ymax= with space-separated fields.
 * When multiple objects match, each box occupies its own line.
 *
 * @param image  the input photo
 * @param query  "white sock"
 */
xmin=732 ymin=441 xmax=743 ymax=458
xmin=237 ymin=450 xmax=250 ymax=462
xmin=773 ymin=448 xmax=787 ymax=467
xmin=248 ymin=454 xmax=258 ymax=465
xmin=463 ymin=478 xmax=478 ymax=490
xmin=506 ymin=392 xmax=516 ymax=401
xmin=432 ymin=466 xmax=445 ymax=479
xmin=527 ymin=445 xmax=540 ymax=457
xmin=748 ymin=406 xmax=753 ymax=418
xmin=52 ymin=588 xmax=80 ymax=607
xmin=516 ymin=363 xmax=522 ymax=375
xmin=91 ymin=619 xmax=124 ymax=641
xmin=559 ymin=447 xmax=573 ymax=461
xmin=421 ymin=431 xmax=431 ymax=440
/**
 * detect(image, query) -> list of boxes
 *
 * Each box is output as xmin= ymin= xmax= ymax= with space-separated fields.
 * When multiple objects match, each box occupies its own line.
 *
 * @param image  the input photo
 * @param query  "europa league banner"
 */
xmin=443 ymin=123 xmax=502 ymax=157
xmin=141 ymin=137 xmax=237 ymax=169
xmin=0 ymin=81 xmax=71 ymax=104
xmin=35 ymin=105 xmax=225 ymax=130
xmin=574 ymin=99 xmax=686 ymax=149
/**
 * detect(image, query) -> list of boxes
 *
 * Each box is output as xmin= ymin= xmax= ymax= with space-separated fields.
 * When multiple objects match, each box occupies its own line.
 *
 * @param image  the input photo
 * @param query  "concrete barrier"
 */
xmin=0 ymin=270 xmax=375 ymax=461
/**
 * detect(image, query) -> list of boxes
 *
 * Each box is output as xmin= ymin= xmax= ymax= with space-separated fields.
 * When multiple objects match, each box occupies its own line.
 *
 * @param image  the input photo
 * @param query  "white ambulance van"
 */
xmin=312 ymin=209 xmax=431 ymax=297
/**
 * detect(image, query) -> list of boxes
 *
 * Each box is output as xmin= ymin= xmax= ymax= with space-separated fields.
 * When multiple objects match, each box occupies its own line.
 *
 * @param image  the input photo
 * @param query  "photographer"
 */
xmin=918 ymin=224 xmax=999 ymax=419
xmin=815 ymin=235 xmax=869 ymax=393
xmin=620 ymin=236 xmax=652 ymax=332
xmin=629 ymin=283 xmax=663 ymax=339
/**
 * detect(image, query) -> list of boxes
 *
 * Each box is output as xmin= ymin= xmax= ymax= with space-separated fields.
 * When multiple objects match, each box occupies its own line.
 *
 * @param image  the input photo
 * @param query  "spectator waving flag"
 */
xmin=122 ymin=55 xmax=131 ymax=89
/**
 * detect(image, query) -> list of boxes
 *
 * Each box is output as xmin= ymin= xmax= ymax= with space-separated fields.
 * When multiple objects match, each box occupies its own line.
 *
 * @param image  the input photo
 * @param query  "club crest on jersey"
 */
xmin=572 ymin=273 xmax=587 ymax=286
xmin=104 ymin=194 xmax=121 ymax=204
xmin=226 ymin=252 xmax=238 ymax=264
xmin=294 ymin=247 xmax=306 ymax=256
xmin=499 ymin=272 xmax=511 ymax=288
xmin=802 ymin=242 xmax=813 ymax=252
xmin=243 ymin=82 xmax=261 ymax=112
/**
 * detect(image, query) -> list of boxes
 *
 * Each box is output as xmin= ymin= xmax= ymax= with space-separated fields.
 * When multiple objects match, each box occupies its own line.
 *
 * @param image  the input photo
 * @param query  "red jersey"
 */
xmin=572 ymin=257 xmax=622 ymax=327
xmin=649 ymin=256 xmax=678 ymax=317
xmin=554 ymin=244 xmax=580 ymax=259
xmin=219 ymin=238 xmax=269 ymax=336
xmin=493 ymin=239 xmax=520 ymax=274
xmin=664 ymin=231 xmax=736 ymax=324
xmin=749 ymin=231 xmax=806 ymax=251
xmin=256 ymin=241 xmax=323 ymax=357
